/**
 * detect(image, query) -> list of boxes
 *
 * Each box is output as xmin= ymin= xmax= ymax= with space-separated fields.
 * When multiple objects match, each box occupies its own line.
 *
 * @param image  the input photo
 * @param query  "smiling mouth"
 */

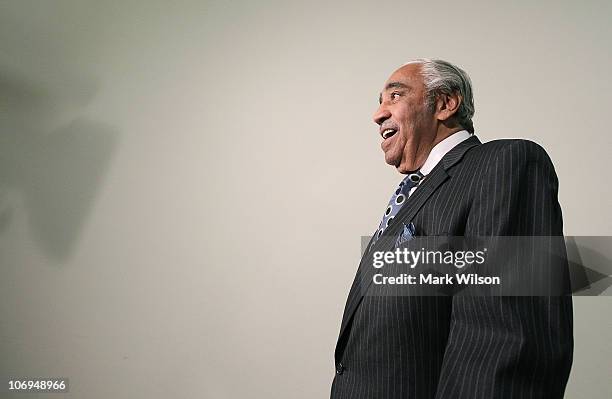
xmin=381 ymin=128 xmax=398 ymax=140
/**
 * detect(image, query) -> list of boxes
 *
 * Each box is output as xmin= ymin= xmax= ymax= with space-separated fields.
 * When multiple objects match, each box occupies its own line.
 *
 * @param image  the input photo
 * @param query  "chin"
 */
xmin=387 ymin=160 xmax=404 ymax=171
xmin=384 ymin=153 xmax=398 ymax=167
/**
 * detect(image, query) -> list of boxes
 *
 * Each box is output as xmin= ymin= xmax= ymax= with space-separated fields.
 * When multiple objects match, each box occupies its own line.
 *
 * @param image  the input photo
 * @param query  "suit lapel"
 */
xmin=336 ymin=167 xmax=449 ymax=343
xmin=336 ymin=135 xmax=482 ymax=352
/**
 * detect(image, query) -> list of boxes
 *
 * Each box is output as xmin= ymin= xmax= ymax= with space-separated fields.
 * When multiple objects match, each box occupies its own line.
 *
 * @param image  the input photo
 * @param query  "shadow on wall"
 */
xmin=0 ymin=65 xmax=118 ymax=261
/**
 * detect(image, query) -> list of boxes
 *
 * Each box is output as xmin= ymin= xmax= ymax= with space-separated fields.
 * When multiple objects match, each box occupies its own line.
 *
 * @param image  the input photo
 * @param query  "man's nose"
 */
xmin=373 ymin=105 xmax=391 ymax=125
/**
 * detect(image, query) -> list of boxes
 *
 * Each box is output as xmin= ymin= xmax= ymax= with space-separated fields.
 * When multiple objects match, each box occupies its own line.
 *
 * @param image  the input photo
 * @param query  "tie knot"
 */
xmin=406 ymin=171 xmax=424 ymax=184
xmin=399 ymin=171 xmax=423 ymax=189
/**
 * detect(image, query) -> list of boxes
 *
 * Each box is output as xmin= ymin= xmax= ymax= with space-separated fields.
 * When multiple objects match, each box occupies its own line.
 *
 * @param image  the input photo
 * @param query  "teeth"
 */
xmin=382 ymin=129 xmax=396 ymax=139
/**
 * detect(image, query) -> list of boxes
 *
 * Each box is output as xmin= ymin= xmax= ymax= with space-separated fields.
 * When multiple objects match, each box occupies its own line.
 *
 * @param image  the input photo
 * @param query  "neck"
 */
xmin=431 ymin=126 xmax=464 ymax=148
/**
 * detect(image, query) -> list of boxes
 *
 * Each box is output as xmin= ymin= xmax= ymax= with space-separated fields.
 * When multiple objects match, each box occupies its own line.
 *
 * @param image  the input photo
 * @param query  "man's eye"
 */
xmin=391 ymin=92 xmax=401 ymax=100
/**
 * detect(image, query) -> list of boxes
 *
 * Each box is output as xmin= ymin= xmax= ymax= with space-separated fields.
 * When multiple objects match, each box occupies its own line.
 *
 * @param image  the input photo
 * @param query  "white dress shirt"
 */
xmin=408 ymin=130 xmax=472 ymax=197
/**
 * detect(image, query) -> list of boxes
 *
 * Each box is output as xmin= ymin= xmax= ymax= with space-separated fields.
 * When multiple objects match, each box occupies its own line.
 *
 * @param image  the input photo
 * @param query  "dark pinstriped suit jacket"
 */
xmin=331 ymin=135 xmax=573 ymax=399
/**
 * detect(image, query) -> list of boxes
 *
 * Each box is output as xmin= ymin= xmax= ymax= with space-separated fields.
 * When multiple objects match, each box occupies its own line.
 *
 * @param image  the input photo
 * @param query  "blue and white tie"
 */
xmin=373 ymin=171 xmax=423 ymax=243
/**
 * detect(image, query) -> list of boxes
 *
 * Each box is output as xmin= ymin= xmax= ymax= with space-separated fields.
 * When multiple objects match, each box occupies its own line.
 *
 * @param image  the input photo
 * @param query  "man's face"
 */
xmin=373 ymin=63 xmax=437 ymax=173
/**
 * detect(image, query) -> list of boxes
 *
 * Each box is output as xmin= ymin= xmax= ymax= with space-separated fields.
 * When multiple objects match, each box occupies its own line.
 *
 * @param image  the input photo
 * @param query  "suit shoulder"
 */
xmin=478 ymin=138 xmax=549 ymax=155
xmin=472 ymin=138 xmax=554 ymax=165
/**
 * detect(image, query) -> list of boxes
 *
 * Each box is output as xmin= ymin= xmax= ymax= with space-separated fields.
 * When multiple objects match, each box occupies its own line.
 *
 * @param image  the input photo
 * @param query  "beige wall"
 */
xmin=0 ymin=1 xmax=610 ymax=398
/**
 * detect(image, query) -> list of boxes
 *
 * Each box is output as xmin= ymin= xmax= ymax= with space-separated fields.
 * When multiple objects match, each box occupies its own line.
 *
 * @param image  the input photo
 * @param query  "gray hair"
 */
xmin=405 ymin=58 xmax=475 ymax=133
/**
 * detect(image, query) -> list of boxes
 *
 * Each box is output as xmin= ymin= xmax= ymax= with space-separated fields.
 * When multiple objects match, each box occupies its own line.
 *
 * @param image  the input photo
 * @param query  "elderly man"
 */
xmin=331 ymin=59 xmax=573 ymax=398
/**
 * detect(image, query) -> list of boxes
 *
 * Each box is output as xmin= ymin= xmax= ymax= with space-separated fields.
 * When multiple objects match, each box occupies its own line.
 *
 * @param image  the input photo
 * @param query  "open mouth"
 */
xmin=381 ymin=128 xmax=398 ymax=140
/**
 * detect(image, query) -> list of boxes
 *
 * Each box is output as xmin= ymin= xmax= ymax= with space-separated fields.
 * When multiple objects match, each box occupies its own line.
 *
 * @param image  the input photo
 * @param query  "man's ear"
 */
xmin=435 ymin=92 xmax=462 ymax=122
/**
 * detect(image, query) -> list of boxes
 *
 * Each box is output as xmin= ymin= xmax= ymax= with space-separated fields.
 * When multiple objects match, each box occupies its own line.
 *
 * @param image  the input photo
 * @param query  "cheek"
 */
xmin=402 ymin=108 xmax=428 ymax=132
xmin=399 ymin=107 xmax=419 ymax=126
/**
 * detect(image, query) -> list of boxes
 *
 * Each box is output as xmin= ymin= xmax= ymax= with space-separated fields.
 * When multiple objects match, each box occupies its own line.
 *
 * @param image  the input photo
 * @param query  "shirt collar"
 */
xmin=419 ymin=130 xmax=472 ymax=175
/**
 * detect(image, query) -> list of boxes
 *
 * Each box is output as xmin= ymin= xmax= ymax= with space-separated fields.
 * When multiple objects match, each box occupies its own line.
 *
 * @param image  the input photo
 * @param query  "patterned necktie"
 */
xmin=373 ymin=171 xmax=424 ymax=242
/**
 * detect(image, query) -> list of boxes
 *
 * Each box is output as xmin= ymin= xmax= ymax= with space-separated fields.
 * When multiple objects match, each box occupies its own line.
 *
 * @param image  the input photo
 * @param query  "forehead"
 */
xmin=383 ymin=63 xmax=424 ymax=90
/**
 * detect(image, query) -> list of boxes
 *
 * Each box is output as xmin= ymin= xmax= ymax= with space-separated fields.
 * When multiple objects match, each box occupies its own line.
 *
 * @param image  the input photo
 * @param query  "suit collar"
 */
xmin=441 ymin=134 xmax=481 ymax=170
xmin=420 ymin=130 xmax=473 ymax=175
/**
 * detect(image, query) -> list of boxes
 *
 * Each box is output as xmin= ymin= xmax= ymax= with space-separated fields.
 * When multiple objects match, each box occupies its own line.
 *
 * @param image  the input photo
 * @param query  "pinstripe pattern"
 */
xmin=331 ymin=136 xmax=574 ymax=399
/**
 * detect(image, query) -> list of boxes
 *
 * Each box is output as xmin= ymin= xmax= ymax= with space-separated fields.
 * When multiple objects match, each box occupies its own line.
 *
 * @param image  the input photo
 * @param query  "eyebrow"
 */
xmin=385 ymin=81 xmax=409 ymax=91
xmin=379 ymin=81 xmax=410 ymax=103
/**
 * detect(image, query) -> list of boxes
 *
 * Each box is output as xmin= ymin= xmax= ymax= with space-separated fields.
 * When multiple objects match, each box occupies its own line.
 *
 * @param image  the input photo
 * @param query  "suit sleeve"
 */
xmin=434 ymin=140 xmax=574 ymax=399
